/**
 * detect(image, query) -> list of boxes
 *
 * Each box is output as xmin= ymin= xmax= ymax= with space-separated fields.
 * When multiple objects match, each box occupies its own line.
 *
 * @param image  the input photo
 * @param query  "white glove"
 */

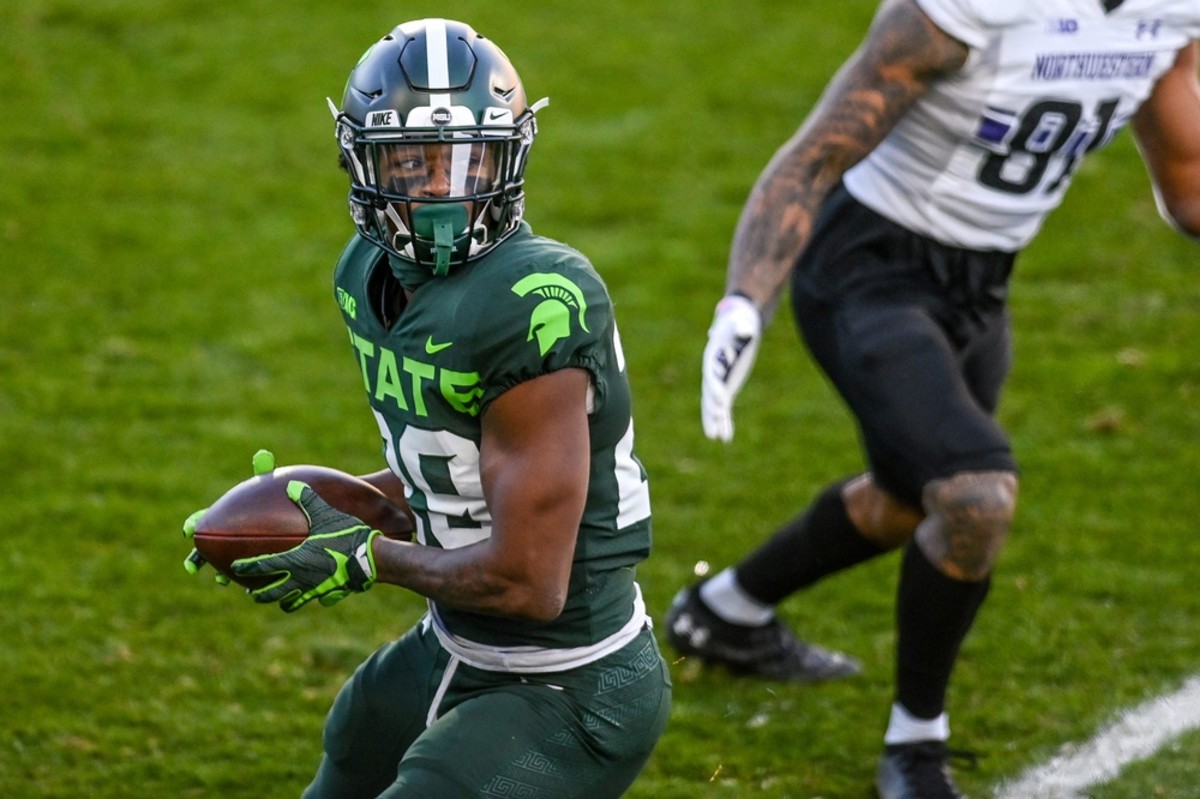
xmin=701 ymin=294 xmax=762 ymax=442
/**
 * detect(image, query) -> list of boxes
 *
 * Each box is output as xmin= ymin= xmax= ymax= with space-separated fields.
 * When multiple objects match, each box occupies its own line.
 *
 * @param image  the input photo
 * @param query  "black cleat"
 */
xmin=876 ymin=741 xmax=975 ymax=799
xmin=664 ymin=584 xmax=860 ymax=682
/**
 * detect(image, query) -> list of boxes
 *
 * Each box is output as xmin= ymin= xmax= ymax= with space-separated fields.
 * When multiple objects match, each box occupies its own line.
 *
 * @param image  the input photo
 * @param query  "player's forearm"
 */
xmin=724 ymin=0 xmax=967 ymax=311
xmin=1155 ymin=171 xmax=1200 ymax=239
xmin=370 ymin=536 xmax=567 ymax=622
xmin=724 ymin=141 xmax=831 ymax=313
xmin=1132 ymin=42 xmax=1200 ymax=238
xmin=724 ymin=55 xmax=889 ymax=310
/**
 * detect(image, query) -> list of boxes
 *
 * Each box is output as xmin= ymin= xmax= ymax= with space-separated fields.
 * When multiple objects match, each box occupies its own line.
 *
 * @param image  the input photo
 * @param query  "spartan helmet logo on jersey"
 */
xmin=511 ymin=273 xmax=590 ymax=357
xmin=331 ymin=19 xmax=549 ymax=276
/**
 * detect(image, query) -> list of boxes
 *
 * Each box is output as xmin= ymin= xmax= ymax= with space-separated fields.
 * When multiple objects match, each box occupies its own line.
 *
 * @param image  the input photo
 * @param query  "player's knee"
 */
xmin=844 ymin=474 xmax=923 ymax=549
xmin=920 ymin=470 xmax=1018 ymax=580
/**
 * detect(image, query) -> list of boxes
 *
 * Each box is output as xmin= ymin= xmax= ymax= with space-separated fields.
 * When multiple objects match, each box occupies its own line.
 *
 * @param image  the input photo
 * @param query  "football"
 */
xmin=192 ymin=465 xmax=415 ymax=588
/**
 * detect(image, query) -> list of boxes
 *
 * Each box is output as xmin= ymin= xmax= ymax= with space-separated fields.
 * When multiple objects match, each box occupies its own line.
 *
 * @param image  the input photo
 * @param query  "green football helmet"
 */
xmin=331 ymin=18 xmax=548 ymax=276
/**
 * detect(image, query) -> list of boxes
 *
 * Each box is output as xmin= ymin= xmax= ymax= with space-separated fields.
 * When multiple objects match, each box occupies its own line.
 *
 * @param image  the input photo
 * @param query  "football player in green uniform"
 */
xmin=184 ymin=17 xmax=670 ymax=798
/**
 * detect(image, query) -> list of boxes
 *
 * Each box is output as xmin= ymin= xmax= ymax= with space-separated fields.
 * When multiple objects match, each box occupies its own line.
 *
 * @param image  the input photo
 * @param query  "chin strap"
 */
xmin=430 ymin=217 xmax=455 ymax=276
xmin=412 ymin=204 xmax=469 ymax=276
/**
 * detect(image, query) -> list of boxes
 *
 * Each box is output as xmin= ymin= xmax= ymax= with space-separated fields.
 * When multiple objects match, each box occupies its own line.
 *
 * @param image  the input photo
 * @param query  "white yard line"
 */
xmin=993 ymin=674 xmax=1200 ymax=799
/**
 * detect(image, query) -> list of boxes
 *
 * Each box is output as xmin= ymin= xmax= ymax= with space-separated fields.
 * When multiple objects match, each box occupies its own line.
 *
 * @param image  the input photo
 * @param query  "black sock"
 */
xmin=733 ymin=480 xmax=886 ymax=606
xmin=895 ymin=543 xmax=991 ymax=719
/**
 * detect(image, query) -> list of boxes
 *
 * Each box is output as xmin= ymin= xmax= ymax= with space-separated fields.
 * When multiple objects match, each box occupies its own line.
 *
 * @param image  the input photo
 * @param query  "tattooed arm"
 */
xmin=726 ymin=0 xmax=969 ymax=313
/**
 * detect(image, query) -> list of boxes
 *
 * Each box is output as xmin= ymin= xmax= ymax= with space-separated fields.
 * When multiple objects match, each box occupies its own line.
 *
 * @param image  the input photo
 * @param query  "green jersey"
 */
xmin=333 ymin=224 xmax=652 ymax=662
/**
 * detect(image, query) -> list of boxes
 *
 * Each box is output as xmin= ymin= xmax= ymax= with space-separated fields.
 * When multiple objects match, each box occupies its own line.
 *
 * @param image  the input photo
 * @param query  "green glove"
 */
xmin=182 ymin=448 xmax=277 ymax=584
xmin=231 ymin=480 xmax=380 ymax=613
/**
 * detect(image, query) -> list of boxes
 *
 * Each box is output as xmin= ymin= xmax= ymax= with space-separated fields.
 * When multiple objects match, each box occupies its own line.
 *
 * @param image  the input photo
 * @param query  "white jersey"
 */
xmin=843 ymin=0 xmax=1200 ymax=251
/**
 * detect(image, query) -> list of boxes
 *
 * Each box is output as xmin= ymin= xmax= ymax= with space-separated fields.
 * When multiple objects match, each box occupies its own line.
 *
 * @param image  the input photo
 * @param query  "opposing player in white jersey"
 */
xmin=667 ymin=1 xmax=1200 ymax=796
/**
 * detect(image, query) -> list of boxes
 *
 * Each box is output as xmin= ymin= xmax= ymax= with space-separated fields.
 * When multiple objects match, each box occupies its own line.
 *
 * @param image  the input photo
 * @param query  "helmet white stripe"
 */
xmin=425 ymin=18 xmax=451 ymax=107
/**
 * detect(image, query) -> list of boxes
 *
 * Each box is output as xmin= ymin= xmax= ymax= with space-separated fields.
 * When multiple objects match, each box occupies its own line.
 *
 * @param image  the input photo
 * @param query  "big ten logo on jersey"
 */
xmin=347 ymin=330 xmax=484 ymax=418
xmin=1046 ymin=17 xmax=1079 ymax=35
xmin=337 ymin=287 xmax=357 ymax=320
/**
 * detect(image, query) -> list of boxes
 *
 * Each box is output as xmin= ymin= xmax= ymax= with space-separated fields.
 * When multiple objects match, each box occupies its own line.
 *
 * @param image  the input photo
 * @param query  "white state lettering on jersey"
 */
xmin=843 ymin=0 xmax=1200 ymax=251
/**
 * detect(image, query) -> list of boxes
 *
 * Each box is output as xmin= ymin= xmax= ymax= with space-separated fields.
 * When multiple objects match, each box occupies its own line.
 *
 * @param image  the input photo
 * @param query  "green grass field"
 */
xmin=3 ymin=1 xmax=1199 ymax=796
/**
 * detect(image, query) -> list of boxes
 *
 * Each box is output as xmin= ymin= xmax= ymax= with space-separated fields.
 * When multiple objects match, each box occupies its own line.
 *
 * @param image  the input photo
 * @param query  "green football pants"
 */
xmin=302 ymin=619 xmax=672 ymax=798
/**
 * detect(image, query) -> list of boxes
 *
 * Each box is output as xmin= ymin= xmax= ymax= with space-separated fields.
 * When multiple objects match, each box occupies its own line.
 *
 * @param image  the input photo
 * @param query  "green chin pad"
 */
xmin=412 ymin=204 xmax=469 ymax=276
